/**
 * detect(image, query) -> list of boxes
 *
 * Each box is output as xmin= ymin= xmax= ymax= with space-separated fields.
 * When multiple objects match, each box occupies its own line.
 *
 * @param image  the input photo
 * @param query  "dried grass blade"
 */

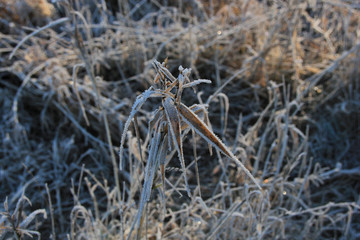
xmin=183 ymin=79 xmax=212 ymax=88
xmin=154 ymin=60 xmax=177 ymax=82
xmin=184 ymin=104 xmax=213 ymax=155
xmin=180 ymin=104 xmax=207 ymax=130
xmin=19 ymin=209 xmax=47 ymax=229
xmin=175 ymin=73 xmax=185 ymax=105
xmin=178 ymin=103 xmax=261 ymax=190
xmin=119 ymin=88 xmax=159 ymax=170
xmin=157 ymin=134 xmax=169 ymax=189
xmin=191 ymin=129 xmax=202 ymax=198
xmin=163 ymin=97 xmax=191 ymax=197
xmin=149 ymin=108 xmax=164 ymax=131
xmin=129 ymin=128 xmax=162 ymax=240
xmin=133 ymin=115 xmax=144 ymax=163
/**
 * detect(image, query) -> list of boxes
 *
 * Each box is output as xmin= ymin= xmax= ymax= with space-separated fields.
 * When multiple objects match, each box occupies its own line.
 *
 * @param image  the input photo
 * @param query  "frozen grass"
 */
xmin=0 ymin=0 xmax=360 ymax=239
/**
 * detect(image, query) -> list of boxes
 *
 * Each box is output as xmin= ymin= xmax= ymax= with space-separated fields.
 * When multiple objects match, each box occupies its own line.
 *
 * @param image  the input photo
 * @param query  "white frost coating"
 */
xmin=183 ymin=79 xmax=212 ymax=88
xmin=155 ymin=60 xmax=177 ymax=82
xmin=20 ymin=209 xmax=47 ymax=228
xmin=158 ymin=133 xmax=168 ymax=165
xmin=163 ymin=97 xmax=191 ymax=197
xmin=146 ymin=130 xmax=162 ymax=201
xmin=119 ymin=88 xmax=157 ymax=170
xmin=131 ymin=125 xmax=162 ymax=239
xmin=129 ymin=130 xmax=157 ymax=238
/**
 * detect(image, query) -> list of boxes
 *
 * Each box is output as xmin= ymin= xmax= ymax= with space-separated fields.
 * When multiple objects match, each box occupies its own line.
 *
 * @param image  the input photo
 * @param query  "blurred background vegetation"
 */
xmin=0 ymin=0 xmax=359 ymax=239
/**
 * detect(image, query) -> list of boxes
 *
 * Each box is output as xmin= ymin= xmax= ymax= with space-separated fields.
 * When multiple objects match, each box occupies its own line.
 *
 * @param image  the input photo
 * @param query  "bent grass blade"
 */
xmin=177 ymin=103 xmax=262 ymax=190
xmin=163 ymin=97 xmax=192 ymax=197
xmin=119 ymin=88 xmax=162 ymax=170
xmin=128 ymin=126 xmax=162 ymax=240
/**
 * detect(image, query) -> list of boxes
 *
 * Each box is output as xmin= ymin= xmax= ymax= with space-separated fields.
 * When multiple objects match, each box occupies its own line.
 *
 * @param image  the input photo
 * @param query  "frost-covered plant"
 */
xmin=119 ymin=59 xmax=261 ymax=239
xmin=0 ymin=194 xmax=47 ymax=239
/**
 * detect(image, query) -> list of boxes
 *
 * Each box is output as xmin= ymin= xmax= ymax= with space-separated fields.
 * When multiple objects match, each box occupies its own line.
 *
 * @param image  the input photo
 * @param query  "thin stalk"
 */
xmin=72 ymin=14 xmax=123 ymax=237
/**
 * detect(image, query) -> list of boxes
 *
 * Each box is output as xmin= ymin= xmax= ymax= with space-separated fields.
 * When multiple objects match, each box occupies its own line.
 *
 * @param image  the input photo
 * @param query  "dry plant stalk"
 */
xmin=0 ymin=194 xmax=47 ymax=239
xmin=119 ymin=59 xmax=261 ymax=239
